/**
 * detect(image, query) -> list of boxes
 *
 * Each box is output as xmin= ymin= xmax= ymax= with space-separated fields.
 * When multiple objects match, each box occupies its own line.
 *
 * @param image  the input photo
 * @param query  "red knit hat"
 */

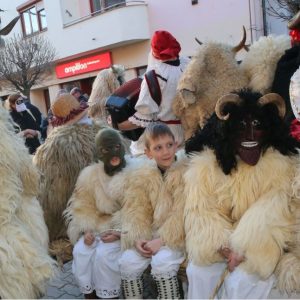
xmin=151 ymin=30 xmax=181 ymax=61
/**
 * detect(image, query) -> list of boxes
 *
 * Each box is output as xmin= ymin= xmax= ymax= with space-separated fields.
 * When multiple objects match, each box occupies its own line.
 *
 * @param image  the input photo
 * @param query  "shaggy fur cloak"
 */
xmin=64 ymin=157 xmax=142 ymax=244
xmin=241 ymin=34 xmax=290 ymax=95
xmin=172 ymin=42 xmax=248 ymax=140
xmin=184 ymin=147 xmax=299 ymax=280
xmin=88 ymin=65 xmax=125 ymax=122
xmin=0 ymin=106 xmax=56 ymax=298
xmin=121 ymin=151 xmax=188 ymax=252
xmin=33 ymin=122 xmax=104 ymax=241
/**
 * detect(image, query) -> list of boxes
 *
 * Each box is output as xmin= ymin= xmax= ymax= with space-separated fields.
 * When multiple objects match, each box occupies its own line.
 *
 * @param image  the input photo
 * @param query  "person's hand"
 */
xmin=218 ymin=246 xmax=245 ymax=272
xmin=84 ymin=230 xmax=95 ymax=246
xmin=23 ymin=129 xmax=37 ymax=138
xmin=144 ymin=238 xmax=163 ymax=255
xmin=227 ymin=251 xmax=245 ymax=272
xmin=101 ymin=232 xmax=120 ymax=243
xmin=135 ymin=239 xmax=152 ymax=258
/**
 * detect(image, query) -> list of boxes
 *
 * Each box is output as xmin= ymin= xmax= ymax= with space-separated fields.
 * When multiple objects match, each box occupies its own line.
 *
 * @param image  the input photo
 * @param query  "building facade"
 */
xmin=0 ymin=0 xmax=289 ymax=115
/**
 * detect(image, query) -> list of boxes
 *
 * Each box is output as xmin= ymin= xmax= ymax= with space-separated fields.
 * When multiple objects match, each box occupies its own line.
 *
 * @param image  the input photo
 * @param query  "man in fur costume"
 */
xmin=183 ymin=89 xmax=300 ymax=299
xmin=0 ymin=105 xmax=56 ymax=298
xmin=34 ymin=94 xmax=104 ymax=243
xmin=88 ymin=65 xmax=125 ymax=122
xmin=119 ymin=123 xmax=188 ymax=299
xmin=64 ymin=128 xmax=141 ymax=299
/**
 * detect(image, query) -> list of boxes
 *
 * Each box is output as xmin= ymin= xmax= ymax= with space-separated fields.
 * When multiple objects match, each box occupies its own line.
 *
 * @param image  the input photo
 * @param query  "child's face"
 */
xmin=145 ymin=134 xmax=177 ymax=170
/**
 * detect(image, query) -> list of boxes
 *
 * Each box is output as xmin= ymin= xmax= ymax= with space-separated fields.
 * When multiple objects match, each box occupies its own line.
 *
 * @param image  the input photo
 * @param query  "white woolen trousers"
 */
xmin=187 ymin=261 xmax=226 ymax=299
xmin=72 ymin=237 xmax=122 ymax=298
xmin=187 ymin=261 xmax=276 ymax=299
xmin=219 ymin=267 xmax=275 ymax=299
xmin=119 ymin=246 xmax=185 ymax=280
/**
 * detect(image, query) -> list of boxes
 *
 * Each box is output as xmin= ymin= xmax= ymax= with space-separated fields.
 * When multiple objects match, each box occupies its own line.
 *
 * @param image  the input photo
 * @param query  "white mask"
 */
xmin=16 ymin=102 xmax=27 ymax=112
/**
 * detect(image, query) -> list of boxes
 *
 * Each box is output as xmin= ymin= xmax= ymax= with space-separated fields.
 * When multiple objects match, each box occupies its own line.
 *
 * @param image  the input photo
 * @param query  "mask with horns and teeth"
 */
xmin=215 ymin=92 xmax=286 ymax=166
xmin=185 ymin=89 xmax=299 ymax=175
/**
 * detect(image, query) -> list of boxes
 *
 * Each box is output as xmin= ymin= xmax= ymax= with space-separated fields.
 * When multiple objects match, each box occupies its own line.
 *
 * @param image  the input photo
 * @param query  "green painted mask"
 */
xmin=95 ymin=128 xmax=126 ymax=176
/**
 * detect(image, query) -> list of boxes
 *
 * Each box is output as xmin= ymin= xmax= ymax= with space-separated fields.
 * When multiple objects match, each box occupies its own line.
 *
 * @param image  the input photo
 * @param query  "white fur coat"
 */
xmin=0 ymin=106 xmax=56 ymax=298
xmin=184 ymin=148 xmax=299 ymax=280
xmin=121 ymin=151 xmax=188 ymax=251
xmin=64 ymin=156 xmax=143 ymax=244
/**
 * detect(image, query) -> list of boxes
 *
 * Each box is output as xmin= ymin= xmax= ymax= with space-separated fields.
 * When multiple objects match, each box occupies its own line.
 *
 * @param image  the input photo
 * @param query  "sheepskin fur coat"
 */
xmin=88 ymin=65 xmax=125 ymax=122
xmin=184 ymin=147 xmax=299 ymax=280
xmin=0 ymin=106 xmax=56 ymax=298
xmin=64 ymin=156 xmax=142 ymax=244
xmin=121 ymin=151 xmax=188 ymax=252
xmin=33 ymin=122 xmax=104 ymax=242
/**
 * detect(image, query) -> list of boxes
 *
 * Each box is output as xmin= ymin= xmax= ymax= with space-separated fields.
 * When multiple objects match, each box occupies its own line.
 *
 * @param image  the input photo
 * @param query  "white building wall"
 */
xmin=0 ymin=0 xmax=293 ymax=111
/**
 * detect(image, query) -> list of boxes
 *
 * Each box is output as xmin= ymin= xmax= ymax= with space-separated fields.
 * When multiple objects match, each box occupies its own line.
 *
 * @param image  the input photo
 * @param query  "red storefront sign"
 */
xmin=55 ymin=52 xmax=112 ymax=79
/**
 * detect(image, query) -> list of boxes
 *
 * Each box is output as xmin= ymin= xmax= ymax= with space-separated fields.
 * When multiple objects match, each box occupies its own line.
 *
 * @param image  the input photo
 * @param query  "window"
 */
xmin=90 ymin=0 xmax=126 ymax=13
xmin=38 ymin=9 xmax=47 ymax=30
xmin=20 ymin=2 xmax=47 ymax=36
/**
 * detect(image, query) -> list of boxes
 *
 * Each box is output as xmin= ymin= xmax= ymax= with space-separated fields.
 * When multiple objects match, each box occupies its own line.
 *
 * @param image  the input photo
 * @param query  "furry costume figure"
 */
xmin=121 ymin=150 xmax=187 ymax=251
xmin=64 ymin=128 xmax=143 ymax=298
xmin=65 ymin=155 xmax=141 ymax=245
xmin=0 ymin=105 xmax=56 ymax=298
xmin=34 ymin=122 xmax=103 ymax=242
xmin=184 ymin=89 xmax=300 ymax=298
xmin=172 ymin=28 xmax=248 ymax=140
xmin=120 ymin=150 xmax=188 ymax=299
xmin=88 ymin=65 xmax=125 ymax=122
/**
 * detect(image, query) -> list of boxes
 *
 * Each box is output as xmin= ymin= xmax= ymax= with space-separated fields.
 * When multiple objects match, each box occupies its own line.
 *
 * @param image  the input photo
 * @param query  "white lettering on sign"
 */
xmin=87 ymin=59 xmax=100 ymax=65
xmin=64 ymin=62 xmax=88 ymax=74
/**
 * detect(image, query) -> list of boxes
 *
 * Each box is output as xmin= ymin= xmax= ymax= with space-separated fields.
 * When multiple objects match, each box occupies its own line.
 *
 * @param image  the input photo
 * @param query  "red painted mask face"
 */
xmin=234 ymin=115 xmax=266 ymax=166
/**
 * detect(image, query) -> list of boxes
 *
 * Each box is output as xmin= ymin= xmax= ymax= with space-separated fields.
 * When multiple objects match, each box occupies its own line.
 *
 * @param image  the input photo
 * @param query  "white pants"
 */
xmin=72 ymin=237 xmax=122 ymax=298
xmin=187 ymin=261 xmax=275 ymax=299
xmin=119 ymin=246 xmax=184 ymax=279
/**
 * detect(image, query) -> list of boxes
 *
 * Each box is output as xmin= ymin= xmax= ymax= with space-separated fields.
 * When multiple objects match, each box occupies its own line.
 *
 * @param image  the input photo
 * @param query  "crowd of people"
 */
xmin=2 ymin=17 xmax=300 ymax=300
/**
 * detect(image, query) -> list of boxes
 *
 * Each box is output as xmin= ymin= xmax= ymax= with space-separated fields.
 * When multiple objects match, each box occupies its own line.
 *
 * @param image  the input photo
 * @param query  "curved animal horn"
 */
xmin=232 ymin=26 xmax=247 ymax=53
xmin=215 ymin=94 xmax=242 ymax=120
xmin=195 ymin=37 xmax=203 ymax=45
xmin=258 ymin=93 xmax=286 ymax=119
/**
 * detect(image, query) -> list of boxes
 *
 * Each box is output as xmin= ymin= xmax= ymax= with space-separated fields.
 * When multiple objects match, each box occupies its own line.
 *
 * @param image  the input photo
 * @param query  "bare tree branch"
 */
xmin=266 ymin=0 xmax=300 ymax=21
xmin=0 ymin=34 xmax=56 ymax=97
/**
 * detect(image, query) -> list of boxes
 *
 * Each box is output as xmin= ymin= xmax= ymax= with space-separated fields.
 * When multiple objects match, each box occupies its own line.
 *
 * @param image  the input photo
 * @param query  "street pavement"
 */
xmin=43 ymin=261 xmax=83 ymax=299
xmin=42 ymin=262 xmax=300 ymax=300
xmin=42 ymin=260 xmax=158 ymax=299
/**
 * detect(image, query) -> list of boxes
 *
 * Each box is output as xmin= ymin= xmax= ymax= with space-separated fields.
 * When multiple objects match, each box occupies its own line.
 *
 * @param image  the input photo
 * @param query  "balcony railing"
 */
xmin=63 ymin=1 xmax=146 ymax=27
